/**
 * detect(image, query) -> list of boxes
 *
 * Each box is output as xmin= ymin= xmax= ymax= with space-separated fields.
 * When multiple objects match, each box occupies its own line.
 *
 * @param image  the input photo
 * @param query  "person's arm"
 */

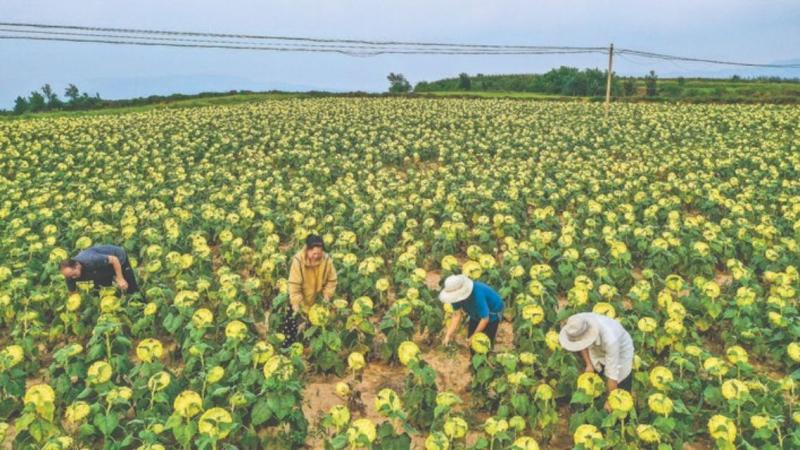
xmin=601 ymin=339 xmax=623 ymax=411
xmin=603 ymin=378 xmax=619 ymax=412
xmin=287 ymin=257 xmax=304 ymax=313
xmin=473 ymin=318 xmax=490 ymax=334
xmin=322 ymin=257 xmax=337 ymax=300
xmin=443 ymin=310 xmax=463 ymax=346
xmin=107 ymin=255 xmax=128 ymax=291
xmin=580 ymin=348 xmax=595 ymax=372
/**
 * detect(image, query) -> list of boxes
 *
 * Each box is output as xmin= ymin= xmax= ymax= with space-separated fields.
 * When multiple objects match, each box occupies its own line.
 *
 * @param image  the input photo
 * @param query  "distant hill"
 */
xmin=415 ymin=68 xmax=800 ymax=103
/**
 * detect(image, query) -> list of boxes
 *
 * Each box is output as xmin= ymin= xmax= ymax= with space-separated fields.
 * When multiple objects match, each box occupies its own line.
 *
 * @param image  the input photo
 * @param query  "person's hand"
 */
xmin=584 ymin=366 xmax=595 ymax=373
xmin=603 ymin=399 xmax=612 ymax=412
xmin=443 ymin=333 xmax=451 ymax=347
xmin=116 ymin=276 xmax=129 ymax=291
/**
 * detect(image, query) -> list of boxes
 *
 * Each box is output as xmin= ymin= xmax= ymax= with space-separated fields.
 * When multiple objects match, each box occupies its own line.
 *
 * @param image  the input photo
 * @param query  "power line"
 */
xmin=616 ymin=48 xmax=800 ymax=69
xmin=0 ymin=34 xmax=603 ymax=57
xmin=0 ymin=21 xmax=606 ymax=52
xmin=0 ymin=28 xmax=608 ymax=56
xmin=0 ymin=21 xmax=798 ymax=69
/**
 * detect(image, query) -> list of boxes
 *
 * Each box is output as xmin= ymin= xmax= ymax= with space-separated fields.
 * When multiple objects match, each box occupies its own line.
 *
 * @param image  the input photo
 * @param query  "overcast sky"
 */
xmin=2 ymin=0 xmax=799 ymax=107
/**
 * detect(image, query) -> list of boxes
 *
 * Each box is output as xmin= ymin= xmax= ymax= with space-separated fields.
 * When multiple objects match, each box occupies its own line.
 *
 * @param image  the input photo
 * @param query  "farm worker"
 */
xmin=559 ymin=312 xmax=634 ymax=408
xmin=281 ymin=234 xmax=338 ymax=345
xmin=439 ymin=274 xmax=505 ymax=350
xmin=60 ymin=244 xmax=141 ymax=296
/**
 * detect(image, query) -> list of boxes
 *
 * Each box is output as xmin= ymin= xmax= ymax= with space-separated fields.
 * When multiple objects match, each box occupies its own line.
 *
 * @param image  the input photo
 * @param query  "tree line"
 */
xmin=411 ymin=67 xmax=639 ymax=97
xmin=12 ymin=84 xmax=103 ymax=114
xmin=403 ymin=68 xmax=799 ymax=98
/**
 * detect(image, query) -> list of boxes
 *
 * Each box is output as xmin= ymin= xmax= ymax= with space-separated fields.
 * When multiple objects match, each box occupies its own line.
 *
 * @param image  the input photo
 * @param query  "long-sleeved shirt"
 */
xmin=287 ymin=250 xmax=337 ymax=313
xmin=65 ymin=245 xmax=129 ymax=292
xmin=581 ymin=312 xmax=635 ymax=382
xmin=453 ymin=281 xmax=504 ymax=323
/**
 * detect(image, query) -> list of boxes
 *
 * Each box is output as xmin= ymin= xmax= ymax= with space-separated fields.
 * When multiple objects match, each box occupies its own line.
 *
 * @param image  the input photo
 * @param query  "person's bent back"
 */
xmin=60 ymin=244 xmax=141 ymax=296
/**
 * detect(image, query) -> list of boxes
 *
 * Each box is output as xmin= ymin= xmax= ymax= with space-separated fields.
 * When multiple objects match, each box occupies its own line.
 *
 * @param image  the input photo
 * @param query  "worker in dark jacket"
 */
xmin=60 ymin=244 xmax=141 ymax=295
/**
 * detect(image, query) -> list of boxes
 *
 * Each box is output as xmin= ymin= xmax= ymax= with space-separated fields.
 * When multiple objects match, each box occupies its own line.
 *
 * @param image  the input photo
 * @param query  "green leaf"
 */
xmin=330 ymin=434 xmax=348 ymax=449
xmin=473 ymin=438 xmax=489 ymax=449
xmin=570 ymin=390 xmax=593 ymax=405
xmin=251 ymin=399 xmax=273 ymax=426
xmin=93 ymin=412 xmax=120 ymax=436
xmin=268 ymin=393 xmax=296 ymax=420
xmin=379 ymin=432 xmax=411 ymax=450
xmin=14 ymin=412 xmax=36 ymax=432
xmin=29 ymin=419 xmax=48 ymax=443
xmin=210 ymin=386 xmax=232 ymax=398
xmin=601 ymin=413 xmax=618 ymax=428
xmin=511 ymin=393 xmax=529 ymax=414
xmin=164 ymin=414 xmax=183 ymax=430
xmin=377 ymin=421 xmax=395 ymax=439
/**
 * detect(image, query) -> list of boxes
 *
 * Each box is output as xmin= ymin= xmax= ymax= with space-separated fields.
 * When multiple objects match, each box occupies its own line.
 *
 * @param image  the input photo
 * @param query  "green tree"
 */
xmin=623 ymin=78 xmax=636 ymax=97
xmin=645 ymin=70 xmax=658 ymax=97
xmin=28 ymin=91 xmax=46 ymax=112
xmin=387 ymin=73 xmax=411 ymax=93
xmin=413 ymin=81 xmax=429 ymax=92
xmin=13 ymin=96 xmax=29 ymax=114
xmin=41 ymin=84 xmax=62 ymax=108
xmin=458 ymin=73 xmax=471 ymax=90
xmin=65 ymin=84 xmax=80 ymax=103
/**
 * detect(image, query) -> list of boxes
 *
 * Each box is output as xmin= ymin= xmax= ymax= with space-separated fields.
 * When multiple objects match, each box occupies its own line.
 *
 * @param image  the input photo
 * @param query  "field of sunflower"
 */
xmin=0 ymin=98 xmax=799 ymax=450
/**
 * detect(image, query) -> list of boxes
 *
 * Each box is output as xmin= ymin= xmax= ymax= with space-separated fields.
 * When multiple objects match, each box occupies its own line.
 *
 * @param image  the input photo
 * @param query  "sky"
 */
xmin=1 ymin=0 xmax=799 ymax=107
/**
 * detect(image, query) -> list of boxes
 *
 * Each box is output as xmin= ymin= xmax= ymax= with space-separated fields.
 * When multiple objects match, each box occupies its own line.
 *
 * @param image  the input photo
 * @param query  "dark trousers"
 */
xmin=467 ymin=318 xmax=500 ymax=355
xmin=598 ymin=367 xmax=633 ymax=391
xmin=280 ymin=313 xmax=303 ymax=348
xmin=94 ymin=261 xmax=141 ymax=296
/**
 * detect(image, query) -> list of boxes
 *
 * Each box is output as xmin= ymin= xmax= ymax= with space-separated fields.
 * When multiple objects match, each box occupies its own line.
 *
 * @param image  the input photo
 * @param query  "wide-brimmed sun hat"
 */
xmin=438 ymin=274 xmax=474 ymax=304
xmin=559 ymin=313 xmax=600 ymax=352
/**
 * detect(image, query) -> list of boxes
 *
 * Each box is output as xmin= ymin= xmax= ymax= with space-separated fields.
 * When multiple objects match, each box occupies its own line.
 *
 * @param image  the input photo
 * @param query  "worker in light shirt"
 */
xmin=559 ymin=312 xmax=635 ymax=410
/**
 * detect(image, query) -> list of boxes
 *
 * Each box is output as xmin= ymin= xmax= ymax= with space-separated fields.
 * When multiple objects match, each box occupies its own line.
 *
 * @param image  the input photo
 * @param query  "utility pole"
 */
xmin=605 ymin=43 xmax=614 ymax=114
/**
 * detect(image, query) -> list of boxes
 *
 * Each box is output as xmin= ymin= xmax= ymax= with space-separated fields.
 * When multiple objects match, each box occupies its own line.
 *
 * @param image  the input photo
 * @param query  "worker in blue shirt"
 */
xmin=439 ymin=274 xmax=505 ymax=350
xmin=60 ymin=244 xmax=141 ymax=296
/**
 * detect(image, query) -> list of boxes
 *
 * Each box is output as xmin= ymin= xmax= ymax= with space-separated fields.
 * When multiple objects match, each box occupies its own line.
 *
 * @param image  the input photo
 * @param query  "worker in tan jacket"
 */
xmin=281 ymin=234 xmax=337 ymax=345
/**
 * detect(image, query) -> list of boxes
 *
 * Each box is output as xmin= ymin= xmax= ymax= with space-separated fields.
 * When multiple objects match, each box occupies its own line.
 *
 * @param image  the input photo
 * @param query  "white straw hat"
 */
xmin=559 ymin=313 xmax=600 ymax=352
xmin=438 ymin=274 xmax=474 ymax=304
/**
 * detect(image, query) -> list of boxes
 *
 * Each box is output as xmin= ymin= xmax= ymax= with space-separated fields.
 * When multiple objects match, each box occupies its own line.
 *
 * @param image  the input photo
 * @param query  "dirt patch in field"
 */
xmin=25 ymin=373 xmax=48 ymax=389
xmin=495 ymin=320 xmax=515 ymax=352
xmin=302 ymin=345 xmax=482 ymax=448
xmin=254 ymin=319 xmax=270 ymax=340
xmin=302 ymin=376 xmax=350 ymax=448
xmin=423 ymin=347 xmax=472 ymax=397
xmin=425 ymin=270 xmax=442 ymax=291
xmin=556 ymin=294 xmax=568 ymax=311
xmin=303 ymin=359 xmax=430 ymax=447
xmin=750 ymin=357 xmax=787 ymax=381
xmin=714 ymin=270 xmax=733 ymax=287
xmin=545 ymin=403 xmax=573 ymax=449
xmin=621 ymin=298 xmax=633 ymax=310
xmin=209 ymin=244 xmax=222 ymax=272
xmin=683 ymin=439 xmax=712 ymax=450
